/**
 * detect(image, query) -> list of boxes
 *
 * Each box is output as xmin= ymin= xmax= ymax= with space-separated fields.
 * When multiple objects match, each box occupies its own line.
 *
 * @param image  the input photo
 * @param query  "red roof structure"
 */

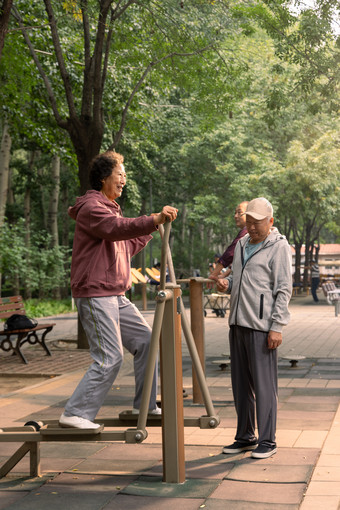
xmin=291 ymin=244 xmax=340 ymax=256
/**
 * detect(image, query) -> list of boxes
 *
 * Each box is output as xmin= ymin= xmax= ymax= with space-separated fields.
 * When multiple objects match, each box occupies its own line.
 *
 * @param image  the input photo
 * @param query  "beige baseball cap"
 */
xmin=246 ymin=197 xmax=273 ymax=220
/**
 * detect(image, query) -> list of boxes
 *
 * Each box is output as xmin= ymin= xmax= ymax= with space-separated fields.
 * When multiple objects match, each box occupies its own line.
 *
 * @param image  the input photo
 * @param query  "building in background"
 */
xmin=291 ymin=244 xmax=340 ymax=280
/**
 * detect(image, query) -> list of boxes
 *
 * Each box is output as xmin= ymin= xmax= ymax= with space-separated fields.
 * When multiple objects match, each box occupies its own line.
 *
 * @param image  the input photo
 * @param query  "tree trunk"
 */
xmin=206 ymin=227 xmax=213 ymax=251
xmin=61 ymin=181 xmax=69 ymax=248
xmin=133 ymin=200 xmax=147 ymax=273
xmin=0 ymin=120 xmax=11 ymax=296
xmin=48 ymin=155 xmax=61 ymax=299
xmin=0 ymin=0 xmax=13 ymax=60
xmin=303 ymin=222 xmax=313 ymax=289
xmin=294 ymin=242 xmax=302 ymax=285
xmin=0 ymin=120 xmax=11 ymax=228
xmin=24 ymin=180 xmax=31 ymax=299
xmin=67 ymin=119 xmax=103 ymax=193
xmin=7 ymin=166 xmax=14 ymax=207
xmin=169 ymin=227 xmax=175 ymax=255
xmin=37 ymin=163 xmax=47 ymax=230
xmin=60 ymin=176 xmax=70 ymax=299
xmin=148 ymin=179 xmax=153 ymax=267
xmin=189 ymin=226 xmax=194 ymax=275
xmin=181 ymin=203 xmax=187 ymax=246
xmin=13 ymin=272 xmax=20 ymax=295
xmin=177 ymin=202 xmax=188 ymax=276
xmin=48 ymin=155 xmax=60 ymax=246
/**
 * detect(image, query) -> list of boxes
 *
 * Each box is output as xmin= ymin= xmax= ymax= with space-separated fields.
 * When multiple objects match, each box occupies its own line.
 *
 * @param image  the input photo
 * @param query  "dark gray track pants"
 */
xmin=64 ymin=295 xmax=157 ymax=421
xmin=229 ymin=325 xmax=278 ymax=447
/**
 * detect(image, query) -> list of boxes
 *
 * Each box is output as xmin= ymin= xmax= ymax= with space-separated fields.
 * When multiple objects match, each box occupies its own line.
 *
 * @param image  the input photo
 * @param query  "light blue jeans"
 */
xmin=64 ymin=295 xmax=157 ymax=420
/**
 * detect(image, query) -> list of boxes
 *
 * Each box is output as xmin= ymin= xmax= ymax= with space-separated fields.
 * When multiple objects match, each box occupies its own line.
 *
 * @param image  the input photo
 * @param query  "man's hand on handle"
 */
xmin=152 ymin=206 xmax=178 ymax=225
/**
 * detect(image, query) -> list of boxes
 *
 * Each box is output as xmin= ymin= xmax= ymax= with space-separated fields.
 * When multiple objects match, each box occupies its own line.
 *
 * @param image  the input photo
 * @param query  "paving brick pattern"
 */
xmin=0 ymin=294 xmax=339 ymax=510
xmin=0 ymin=348 xmax=92 ymax=376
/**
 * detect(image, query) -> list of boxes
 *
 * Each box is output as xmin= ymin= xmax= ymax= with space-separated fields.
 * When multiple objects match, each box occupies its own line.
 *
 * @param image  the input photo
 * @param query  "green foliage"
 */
xmin=28 ymin=231 xmax=70 ymax=296
xmin=262 ymin=1 xmax=340 ymax=101
xmin=0 ymin=219 xmax=27 ymax=285
xmin=0 ymin=8 xmax=74 ymax=155
xmin=0 ymin=218 xmax=71 ymax=297
xmin=24 ymin=298 xmax=73 ymax=317
xmin=259 ymin=122 xmax=340 ymax=247
xmin=1 ymin=0 xmax=340 ymax=284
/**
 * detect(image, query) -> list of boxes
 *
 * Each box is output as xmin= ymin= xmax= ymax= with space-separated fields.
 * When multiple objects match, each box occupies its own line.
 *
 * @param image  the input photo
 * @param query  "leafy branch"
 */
xmin=110 ymin=44 xmax=215 ymax=148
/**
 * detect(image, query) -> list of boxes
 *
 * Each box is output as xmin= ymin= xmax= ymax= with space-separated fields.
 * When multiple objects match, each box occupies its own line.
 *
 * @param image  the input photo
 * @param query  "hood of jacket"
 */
xmin=68 ymin=190 xmax=121 ymax=220
xmin=238 ymin=227 xmax=285 ymax=251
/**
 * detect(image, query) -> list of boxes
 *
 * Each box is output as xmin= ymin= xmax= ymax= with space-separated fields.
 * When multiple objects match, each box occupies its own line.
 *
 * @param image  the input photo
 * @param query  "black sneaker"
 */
xmin=251 ymin=444 xmax=277 ymax=459
xmin=222 ymin=440 xmax=258 ymax=454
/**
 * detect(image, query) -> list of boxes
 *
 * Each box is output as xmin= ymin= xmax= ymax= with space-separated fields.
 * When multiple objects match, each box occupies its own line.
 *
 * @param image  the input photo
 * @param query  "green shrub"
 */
xmin=24 ymin=299 xmax=73 ymax=318
xmin=0 ymin=218 xmax=71 ymax=297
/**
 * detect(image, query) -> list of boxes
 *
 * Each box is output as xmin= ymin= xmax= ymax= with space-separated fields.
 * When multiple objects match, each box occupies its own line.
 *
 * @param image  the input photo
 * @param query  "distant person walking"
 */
xmin=310 ymin=260 xmax=320 ymax=302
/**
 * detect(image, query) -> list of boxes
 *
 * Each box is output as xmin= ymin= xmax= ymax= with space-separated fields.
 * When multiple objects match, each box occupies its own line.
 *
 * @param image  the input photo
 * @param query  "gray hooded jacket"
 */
xmin=226 ymin=229 xmax=292 ymax=333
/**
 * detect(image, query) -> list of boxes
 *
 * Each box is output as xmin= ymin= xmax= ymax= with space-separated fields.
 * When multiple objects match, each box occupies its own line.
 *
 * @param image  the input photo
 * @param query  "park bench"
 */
xmin=130 ymin=268 xmax=148 ymax=310
xmin=321 ymin=282 xmax=340 ymax=317
xmin=0 ymin=296 xmax=55 ymax=364
xmin=130 ymin=267 xmax=162 ymax=311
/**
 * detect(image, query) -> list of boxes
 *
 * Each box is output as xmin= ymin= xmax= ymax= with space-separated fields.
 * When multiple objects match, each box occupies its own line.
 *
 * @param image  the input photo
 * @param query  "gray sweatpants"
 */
xmin=64 ymin=295 xmax=157 ymax=421
xmin=229 ymin=325 xmax=278 ymax=448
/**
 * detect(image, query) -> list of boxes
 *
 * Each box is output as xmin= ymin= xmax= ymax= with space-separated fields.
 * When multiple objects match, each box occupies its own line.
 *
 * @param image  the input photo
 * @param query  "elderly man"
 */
xmin=209 ymin=201 xmax=248 ymax=286
xmin=221 ymin=197 xmax=292 ymax=459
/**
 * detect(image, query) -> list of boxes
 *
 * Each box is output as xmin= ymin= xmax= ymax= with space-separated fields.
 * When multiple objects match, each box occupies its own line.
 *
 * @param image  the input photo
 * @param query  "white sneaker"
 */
xmin=131 ymin=406 xmax=162 ymax=415
xmin=149 ymin=406 xmax=162 ymax=415
xmin=59 ymin=413 xmax=101 ymax=430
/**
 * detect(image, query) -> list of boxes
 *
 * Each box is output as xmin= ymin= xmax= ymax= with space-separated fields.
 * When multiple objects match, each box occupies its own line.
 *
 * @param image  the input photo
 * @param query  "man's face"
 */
xmin=101 ymin=164 xmax=126 ymax=200
xmin=246 ymin=215 xmax=273 ymax=244
xmin=234 ymin=202 xmax=247 ymax=229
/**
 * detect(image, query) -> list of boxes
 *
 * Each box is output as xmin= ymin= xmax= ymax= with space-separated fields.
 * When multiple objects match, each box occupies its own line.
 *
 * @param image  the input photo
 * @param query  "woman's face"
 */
xmin=101 ymin=164 xmax=126 ymax=200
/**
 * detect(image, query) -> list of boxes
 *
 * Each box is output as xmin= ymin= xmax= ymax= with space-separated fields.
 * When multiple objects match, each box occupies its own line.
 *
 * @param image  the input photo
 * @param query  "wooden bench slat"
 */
xmin=0 ymin=296 xmax=26 ymax=319
xmin=0 ymin=323 xmax=55 ymax=335
xmin=0 ymin=307 xmax=26 ymax=319
xmin=0 ymin=296 xmax=24 ymax=304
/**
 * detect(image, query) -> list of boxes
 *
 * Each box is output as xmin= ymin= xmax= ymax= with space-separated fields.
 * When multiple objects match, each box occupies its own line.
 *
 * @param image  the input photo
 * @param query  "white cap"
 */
xmin=246 ymin=197 xmax=273 ymax=220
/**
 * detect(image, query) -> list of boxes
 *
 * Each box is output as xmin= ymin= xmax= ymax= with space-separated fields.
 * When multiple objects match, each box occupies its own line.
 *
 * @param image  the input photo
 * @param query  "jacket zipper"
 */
xmin=259 ymin=294 xmax=264 ymax=319
xmin=234 ymin=241 xmax=267 ymax=325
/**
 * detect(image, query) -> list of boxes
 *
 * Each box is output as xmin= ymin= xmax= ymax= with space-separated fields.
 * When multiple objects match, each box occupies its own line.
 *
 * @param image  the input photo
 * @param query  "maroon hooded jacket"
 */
xmin=68 ymin=190 xmax=157 ymax=298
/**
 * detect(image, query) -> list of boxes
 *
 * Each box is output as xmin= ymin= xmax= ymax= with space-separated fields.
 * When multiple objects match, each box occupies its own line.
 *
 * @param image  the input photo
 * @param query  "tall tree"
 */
xmin=0 ymin=119 xmax=11 ymax=228
xmin=48 ymin=154 xmax=60 ymax=247
xmin=10 ymin=0 xmax=261 ymax=193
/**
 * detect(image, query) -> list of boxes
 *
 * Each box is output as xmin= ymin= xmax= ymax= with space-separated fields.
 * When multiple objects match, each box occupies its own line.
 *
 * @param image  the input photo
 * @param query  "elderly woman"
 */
xmin=59 ymin=151 xmax=177 ymax=429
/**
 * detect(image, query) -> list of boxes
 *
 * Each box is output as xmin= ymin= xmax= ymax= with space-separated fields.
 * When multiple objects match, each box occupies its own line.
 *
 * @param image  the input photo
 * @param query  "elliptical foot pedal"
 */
xmin=40 ymin=423 xmax=104 ymax=435
xmin=212 ymin=359 xmax=230 ymax=371
xmin=281 ymin=355 xmax=305 ymax=368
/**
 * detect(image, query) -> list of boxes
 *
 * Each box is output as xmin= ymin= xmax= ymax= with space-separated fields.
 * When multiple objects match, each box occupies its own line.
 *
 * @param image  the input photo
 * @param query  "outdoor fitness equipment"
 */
xmin=0 ymin=221 xmax=220 ymax=484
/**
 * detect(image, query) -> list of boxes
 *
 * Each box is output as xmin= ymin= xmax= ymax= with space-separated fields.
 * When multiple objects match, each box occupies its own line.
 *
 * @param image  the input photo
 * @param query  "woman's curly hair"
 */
xmin=89 ymin=151 xmax=124 ymax=191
